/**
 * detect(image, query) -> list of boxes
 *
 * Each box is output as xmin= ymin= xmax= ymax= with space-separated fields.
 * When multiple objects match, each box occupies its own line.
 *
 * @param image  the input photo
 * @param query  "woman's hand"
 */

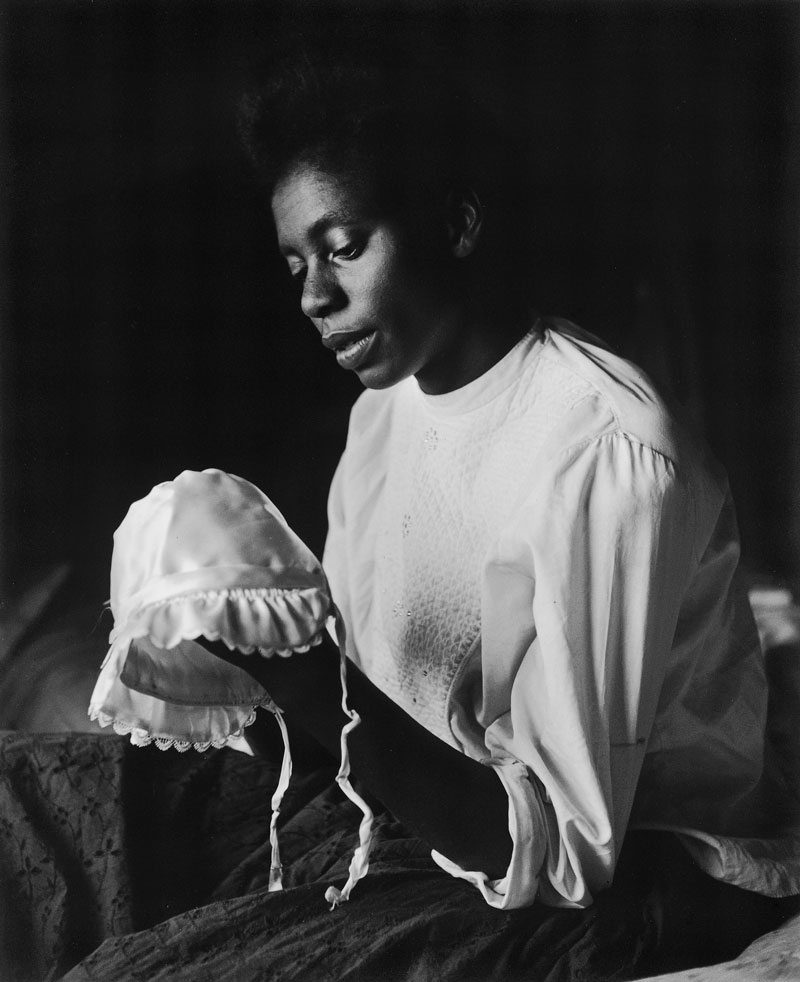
xmin=200 ymin=633 xmax=346 ymax=716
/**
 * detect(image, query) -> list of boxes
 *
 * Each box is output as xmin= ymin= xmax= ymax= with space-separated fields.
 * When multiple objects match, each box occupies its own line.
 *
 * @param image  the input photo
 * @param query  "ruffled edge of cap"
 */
xmin=110 ymin=584 xmax=332 ymax=655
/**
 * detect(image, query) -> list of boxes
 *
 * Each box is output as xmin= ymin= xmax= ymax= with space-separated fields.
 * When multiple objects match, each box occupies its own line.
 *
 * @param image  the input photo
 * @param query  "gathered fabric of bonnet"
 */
xmin=88 ymin=467 xmax=373 ymax=908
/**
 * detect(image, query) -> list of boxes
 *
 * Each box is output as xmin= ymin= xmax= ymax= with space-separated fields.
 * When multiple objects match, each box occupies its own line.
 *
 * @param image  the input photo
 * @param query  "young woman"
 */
xmin=221 ymin=48 xmax=799 ymax=913
xmin=4 ymin=45 xmax=798 ymax=982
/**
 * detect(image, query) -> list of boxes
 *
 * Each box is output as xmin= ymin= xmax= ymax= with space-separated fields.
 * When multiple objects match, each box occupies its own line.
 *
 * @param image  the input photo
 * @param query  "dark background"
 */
xmin=1 ymin=0 xmax=798 ymax=600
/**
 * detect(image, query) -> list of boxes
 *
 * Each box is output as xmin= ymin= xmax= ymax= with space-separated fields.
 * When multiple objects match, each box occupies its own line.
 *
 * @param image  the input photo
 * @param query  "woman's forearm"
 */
xmin=338 ymin=655 xmax=512 ymax=876
xmin=216 ymin=637 xmax=512 ymax=878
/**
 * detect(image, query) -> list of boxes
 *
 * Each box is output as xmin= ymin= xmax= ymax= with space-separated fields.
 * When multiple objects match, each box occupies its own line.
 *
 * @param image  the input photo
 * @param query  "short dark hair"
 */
xmin=238 ymin=34 xmax=536 ymax=289
xmin=240 ymin=38 xmax=520 ymax=221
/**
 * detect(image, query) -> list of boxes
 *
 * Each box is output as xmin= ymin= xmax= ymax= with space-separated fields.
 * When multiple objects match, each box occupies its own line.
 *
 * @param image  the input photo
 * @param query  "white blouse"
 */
xmin=323 ymin=319 xmax=800 ymax=910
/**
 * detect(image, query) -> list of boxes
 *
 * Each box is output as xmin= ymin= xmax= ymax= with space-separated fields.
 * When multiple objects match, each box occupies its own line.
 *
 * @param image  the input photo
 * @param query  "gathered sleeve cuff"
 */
xmin=431 ymin=756 xmax=551 ymax=909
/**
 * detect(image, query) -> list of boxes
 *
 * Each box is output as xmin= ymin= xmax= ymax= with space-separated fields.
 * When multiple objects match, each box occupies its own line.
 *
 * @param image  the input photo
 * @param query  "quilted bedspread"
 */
xmin=0 ymin=729 xmax=796 ymax=982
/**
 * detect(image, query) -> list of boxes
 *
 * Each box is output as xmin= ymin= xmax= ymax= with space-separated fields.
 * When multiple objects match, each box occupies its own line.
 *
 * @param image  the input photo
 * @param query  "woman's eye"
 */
xmin=333 ymin=243 xmax=362 ymax=261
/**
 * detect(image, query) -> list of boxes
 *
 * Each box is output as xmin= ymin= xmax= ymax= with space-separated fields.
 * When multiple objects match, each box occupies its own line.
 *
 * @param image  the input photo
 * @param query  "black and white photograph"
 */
xmin=0 ymin=2 xmax=799 ymax=980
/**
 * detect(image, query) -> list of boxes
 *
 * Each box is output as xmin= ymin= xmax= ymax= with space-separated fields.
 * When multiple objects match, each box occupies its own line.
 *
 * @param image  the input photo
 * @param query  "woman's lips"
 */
xmin=334 ymin=330 xmax=377 ymax=370
xmin=322 ymin=328 xmax=378 ymax=371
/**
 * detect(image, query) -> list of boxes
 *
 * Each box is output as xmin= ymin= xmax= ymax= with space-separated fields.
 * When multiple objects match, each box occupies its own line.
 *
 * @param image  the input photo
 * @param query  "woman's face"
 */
xmin=271 ymin=162 xmax=469 ymax=393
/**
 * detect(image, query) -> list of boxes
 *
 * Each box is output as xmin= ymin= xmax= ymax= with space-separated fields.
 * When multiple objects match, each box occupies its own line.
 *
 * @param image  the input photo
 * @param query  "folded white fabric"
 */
xmin=88 ymin=468 xmax=372 ymax=905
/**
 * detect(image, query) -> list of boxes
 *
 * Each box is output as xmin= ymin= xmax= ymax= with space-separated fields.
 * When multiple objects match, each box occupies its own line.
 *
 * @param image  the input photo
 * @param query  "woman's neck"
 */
xmin=415 ymin=287 xmax=533 ymax=395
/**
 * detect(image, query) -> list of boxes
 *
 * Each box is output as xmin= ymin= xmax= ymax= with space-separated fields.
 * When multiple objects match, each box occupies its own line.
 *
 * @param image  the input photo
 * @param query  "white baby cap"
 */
xmin=88 ymin=468 xmax=373 ymax=905
xmin=89 ymin=468 xmax=331 ymax=752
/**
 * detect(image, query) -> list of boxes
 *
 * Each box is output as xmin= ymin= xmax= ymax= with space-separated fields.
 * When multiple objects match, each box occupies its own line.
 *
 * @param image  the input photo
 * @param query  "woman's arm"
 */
xmin=207 ymin=635 xmax=512 ymax=878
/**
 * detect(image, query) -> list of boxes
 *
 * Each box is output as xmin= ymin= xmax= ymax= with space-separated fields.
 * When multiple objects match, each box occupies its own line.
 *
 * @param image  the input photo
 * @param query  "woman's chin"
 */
xmin=351 ymin=359 xmax=408 ymax=391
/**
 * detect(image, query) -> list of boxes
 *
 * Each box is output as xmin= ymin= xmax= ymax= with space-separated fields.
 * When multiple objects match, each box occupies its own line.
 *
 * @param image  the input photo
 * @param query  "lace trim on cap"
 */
xmin=89 ymin=702 xmax=273 ymax=753
xmin=88 ymin=633 xmax=281 ymax=751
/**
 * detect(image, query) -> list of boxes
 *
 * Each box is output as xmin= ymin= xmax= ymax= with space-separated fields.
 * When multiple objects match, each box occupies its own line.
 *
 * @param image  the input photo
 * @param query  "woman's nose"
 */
xmin=301 ymin=265 xmax=344 ymax=320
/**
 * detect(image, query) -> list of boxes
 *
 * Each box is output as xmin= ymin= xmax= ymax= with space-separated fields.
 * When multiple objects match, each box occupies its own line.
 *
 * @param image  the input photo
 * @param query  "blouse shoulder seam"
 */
xmin=558 ymin=427 xmax=680 ymax=480
xmin=539 ymin=333 xmax=680 ymax=471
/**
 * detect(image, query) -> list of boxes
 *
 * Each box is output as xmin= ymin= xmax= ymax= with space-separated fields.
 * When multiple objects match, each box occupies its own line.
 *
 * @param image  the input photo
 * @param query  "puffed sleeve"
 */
xmin=434 ymin=431 xmax=700 ymax=909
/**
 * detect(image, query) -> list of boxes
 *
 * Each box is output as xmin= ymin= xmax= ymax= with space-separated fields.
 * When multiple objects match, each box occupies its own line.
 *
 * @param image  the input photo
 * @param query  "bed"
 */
xmin=1 ymin=566 xmax=798 ymax=982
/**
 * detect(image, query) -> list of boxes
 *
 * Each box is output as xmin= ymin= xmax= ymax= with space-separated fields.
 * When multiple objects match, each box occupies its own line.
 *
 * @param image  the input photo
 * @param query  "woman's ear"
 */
xmin=445 ymin=187 xmax=483 ymax=258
